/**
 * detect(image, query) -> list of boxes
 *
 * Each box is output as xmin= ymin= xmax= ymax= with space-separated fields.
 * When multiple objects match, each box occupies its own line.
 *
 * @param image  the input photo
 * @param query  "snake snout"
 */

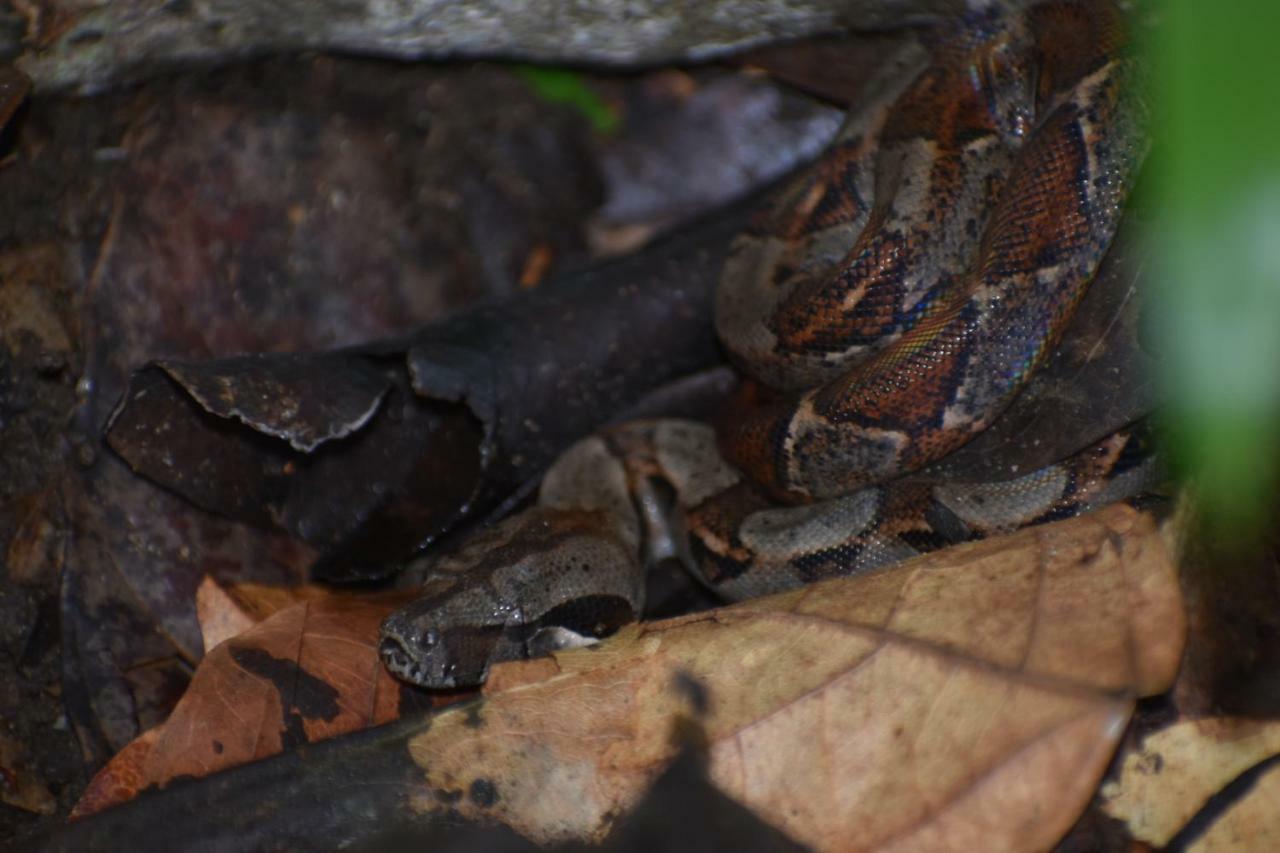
xmin=378 ymin=634 xmax=418 ymax=679
xmin=379 ymin=619 xmax=451 ymax=687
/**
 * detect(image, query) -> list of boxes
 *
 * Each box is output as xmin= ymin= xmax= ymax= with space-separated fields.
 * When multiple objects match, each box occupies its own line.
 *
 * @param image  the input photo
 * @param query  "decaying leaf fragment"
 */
xmin=406 ymin=503 xmax=1184 ymax=851
xmin=1186 ymin=758 xmax=1280 ymax=852
xmin=0 ymin=732 xmax=57 ymax=815
xmin=1101 ymin=716 xmax=1280 ymax=848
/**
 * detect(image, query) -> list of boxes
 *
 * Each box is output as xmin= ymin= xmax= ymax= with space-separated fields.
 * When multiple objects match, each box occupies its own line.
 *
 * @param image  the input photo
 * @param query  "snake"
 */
xmin=380 ymin=0 xmax=1153 ymax=688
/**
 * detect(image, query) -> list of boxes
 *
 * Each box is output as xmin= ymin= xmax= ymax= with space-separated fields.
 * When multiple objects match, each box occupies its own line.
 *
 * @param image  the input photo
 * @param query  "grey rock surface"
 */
xmin=9 ymin=0 xmax=1006 ymax=93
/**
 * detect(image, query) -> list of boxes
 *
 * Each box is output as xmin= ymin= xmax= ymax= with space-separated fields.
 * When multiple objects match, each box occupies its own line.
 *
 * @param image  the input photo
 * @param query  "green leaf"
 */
xmin=516 ymin=66 xmax=619 ymax=134
xmin=1151 ymin=0 xmax=1280 ymax=536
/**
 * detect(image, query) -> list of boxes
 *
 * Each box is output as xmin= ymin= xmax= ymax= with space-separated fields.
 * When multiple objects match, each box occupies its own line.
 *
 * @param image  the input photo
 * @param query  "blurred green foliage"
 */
xmin=1153 ymin=0 xmax=1280 ymax=537
xmin=516 ymin=66 xmax=619 ymax=134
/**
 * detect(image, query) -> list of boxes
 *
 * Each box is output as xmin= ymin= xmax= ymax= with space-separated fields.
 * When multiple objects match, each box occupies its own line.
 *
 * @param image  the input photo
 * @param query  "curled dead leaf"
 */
xmin=405 ymin=504 xmax=1185 ymax=851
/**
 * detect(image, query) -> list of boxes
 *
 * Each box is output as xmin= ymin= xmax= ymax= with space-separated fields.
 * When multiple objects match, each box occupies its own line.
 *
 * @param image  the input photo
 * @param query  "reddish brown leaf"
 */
xmin=69 ymin=731 xmax=158 ymax=821
xmin=195 ymin=576 xmax=334 ymax=653
xmin=74 ymin=590 xmax=467 ymax=816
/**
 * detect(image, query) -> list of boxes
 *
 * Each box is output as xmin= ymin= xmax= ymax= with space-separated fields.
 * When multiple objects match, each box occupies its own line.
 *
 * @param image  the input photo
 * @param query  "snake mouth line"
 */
xmin=379 ymin=636 xmax=433 ymax=687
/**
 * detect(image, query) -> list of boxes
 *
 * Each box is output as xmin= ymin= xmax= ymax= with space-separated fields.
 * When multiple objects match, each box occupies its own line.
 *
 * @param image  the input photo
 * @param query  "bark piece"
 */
xmin=107 ymin=362 xmax=485 ymax=578
xmin=400 ymin=203 xmax=747 ymax=522
xmin=154 ymin=354 xmax=391 ymax=453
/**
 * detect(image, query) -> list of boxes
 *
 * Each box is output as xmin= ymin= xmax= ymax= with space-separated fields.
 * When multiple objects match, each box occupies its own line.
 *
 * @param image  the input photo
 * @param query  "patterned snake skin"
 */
xmin=380 ymin=0 xmax=1153 ymax=688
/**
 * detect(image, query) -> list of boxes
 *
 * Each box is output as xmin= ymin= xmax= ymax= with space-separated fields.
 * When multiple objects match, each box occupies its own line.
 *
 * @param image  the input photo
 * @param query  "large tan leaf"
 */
xmin=405 ymin=504 xmax=1185 ymax=851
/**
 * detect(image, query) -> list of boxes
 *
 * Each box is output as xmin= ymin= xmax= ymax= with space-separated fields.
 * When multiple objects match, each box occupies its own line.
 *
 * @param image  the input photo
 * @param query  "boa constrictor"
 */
xmin=380 ymin=0 xmax=1152 ymax=688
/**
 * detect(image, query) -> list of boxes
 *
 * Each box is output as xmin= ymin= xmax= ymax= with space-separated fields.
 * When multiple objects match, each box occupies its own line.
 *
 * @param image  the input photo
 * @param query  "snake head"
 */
xmin=380 ymin=607 xmax=501 ymax=689
xmin=379 ymin=507 xmax=646 ymax=689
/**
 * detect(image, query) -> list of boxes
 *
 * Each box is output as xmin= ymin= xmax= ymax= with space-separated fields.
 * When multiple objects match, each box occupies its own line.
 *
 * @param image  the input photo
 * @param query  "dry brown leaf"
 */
xmin=1100 ymin=717 xmax=1280 ymax=846
xmin=69 ymin=730 xmax=159 ymax=820
xmin=404 ymin=504 xmax=1184 ymax=851
xmin=194 ymin=577 xmax=258 ymax=652
xmin=195 ymin=576 xmax=335 ymax=652
xmin=74 ymin=589 xmax=463 ymax=817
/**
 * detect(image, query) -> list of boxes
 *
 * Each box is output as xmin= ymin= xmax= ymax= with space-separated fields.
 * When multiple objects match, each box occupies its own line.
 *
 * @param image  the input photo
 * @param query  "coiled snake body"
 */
xmin=381 ymin=0 xmax=1153 ymax=688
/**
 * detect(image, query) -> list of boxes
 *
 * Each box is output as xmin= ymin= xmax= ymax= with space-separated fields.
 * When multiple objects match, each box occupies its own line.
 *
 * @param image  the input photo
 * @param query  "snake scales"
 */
xmin=380 ymin=0 xmax=1154 ymax=688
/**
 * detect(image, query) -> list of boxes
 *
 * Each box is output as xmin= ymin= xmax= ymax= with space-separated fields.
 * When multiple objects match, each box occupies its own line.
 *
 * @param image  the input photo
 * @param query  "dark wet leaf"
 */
xmin=152 ymin=354 xmax=392 ymax=453
xmin=105 ymin=199 xmax=758 ymax=582
xmin=106 ymin=361 xmax=485 ymax=578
